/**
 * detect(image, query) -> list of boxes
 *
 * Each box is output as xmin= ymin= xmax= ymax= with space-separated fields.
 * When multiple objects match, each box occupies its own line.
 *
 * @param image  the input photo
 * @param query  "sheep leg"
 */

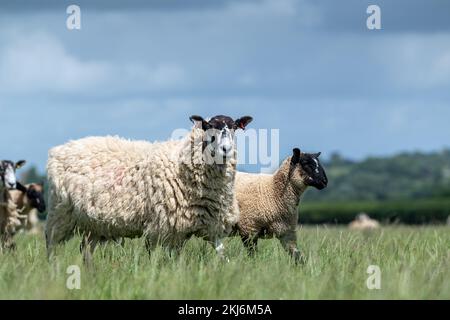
xmin=80 ymin=233 xmax=99 ymax=268
xmin=1 ymin=233 xmax=16 ymax=251
xmin=241 ymin=235 xmax=258 ymax=256
xmin=144 ymin=237 xmax=157 ymax=255
xmin=279 ymin=231 xmax=306 ymax=264
xmin=45 ymin=200 xmax=76 ymax=260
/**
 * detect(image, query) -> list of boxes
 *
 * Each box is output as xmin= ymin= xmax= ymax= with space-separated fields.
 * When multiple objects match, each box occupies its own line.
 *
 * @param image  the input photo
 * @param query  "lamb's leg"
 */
xmin=241 ymin=235 xmax=258 ymax=256
xmin=279 ymin=231 xmax=306 ymax=264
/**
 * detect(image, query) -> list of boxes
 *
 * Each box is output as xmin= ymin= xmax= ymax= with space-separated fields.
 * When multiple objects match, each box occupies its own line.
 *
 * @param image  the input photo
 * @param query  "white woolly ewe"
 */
xmin=45 ymin=115 xmax=252 ymax=262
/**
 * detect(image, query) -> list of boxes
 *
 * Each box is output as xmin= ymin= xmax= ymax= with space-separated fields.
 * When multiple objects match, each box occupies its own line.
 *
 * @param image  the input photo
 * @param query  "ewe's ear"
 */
xmin=235 ymin=116 xmax=253 ymax=130
xmin=190 ymin=115 xmax=209 ymax=130
xmin=291 ymin=148 xmax=301 ymax=164
xmin=15 ymin=160 xmax=26 ymax=169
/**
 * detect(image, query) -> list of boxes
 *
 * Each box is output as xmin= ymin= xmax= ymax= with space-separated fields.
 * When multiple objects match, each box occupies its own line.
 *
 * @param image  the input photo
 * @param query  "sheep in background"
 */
xmin=0 ymin=160 xmax=27 ymax=250
xmin=234 ymin=148 xmax=328 ymax=262
xmin=9 ymin=182 xmax=46 ymax=234
xmin=45 ymin=114 xmax=253 ymax=263
xmin=349 ymin=213 xmax=380 ymax=231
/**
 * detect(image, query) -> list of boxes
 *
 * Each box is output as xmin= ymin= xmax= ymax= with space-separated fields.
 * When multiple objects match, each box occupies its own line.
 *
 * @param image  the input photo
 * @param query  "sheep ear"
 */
xmin=15 ymin=160 xmax=26 ymax=169
xmin=16 ymin=182 xmax=28 ymax=193
xmin=315 ymin=152 xmax=321 ymax=158
xmin=235 ymin=116 xmax=253 ymax=130
xmin=190 ymin=115 xmax=209 ymax=130
xmin=291 ymin=148 xmax=301 ymax=164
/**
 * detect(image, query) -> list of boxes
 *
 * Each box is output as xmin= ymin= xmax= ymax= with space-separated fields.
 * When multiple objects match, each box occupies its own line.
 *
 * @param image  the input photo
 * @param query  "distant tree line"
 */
xmin=304 ymin=149 xmax=450 ymax=202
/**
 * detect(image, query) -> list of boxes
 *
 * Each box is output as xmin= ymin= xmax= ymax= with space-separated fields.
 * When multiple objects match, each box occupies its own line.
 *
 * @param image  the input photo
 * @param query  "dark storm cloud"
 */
xmin=307 ymin=0 xmax=450 ymax=33
xmin=2 ymin=0 xmax=449 ymax=33
xmin=0 ymin=0 xmax=243 ymax=12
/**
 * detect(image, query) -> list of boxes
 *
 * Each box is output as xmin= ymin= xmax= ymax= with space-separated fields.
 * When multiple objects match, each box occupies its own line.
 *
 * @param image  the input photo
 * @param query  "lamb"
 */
xmin=45 ymin=114 xmax=253 ymax=262
xmin=348 ymin=213 xmax=380 ymax=231
xmin=9 ymin=182 xmax=46 ymax=234
xmin=0 ymin=160 xmax=27 ymax=250
xmin=233 ymin=148 xmax=328 ymax=262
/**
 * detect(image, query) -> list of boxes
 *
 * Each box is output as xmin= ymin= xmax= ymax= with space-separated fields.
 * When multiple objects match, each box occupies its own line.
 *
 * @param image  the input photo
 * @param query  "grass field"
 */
xmin=0 ymin=226 xmax=449 ymax=299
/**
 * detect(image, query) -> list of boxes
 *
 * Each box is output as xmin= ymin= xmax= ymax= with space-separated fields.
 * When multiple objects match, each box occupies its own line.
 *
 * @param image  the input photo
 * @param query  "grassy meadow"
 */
xmin=0 ymin=226 xmax=449 ymax=300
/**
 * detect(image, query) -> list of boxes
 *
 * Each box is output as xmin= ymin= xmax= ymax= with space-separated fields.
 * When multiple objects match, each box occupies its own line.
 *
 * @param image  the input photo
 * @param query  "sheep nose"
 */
xmin=7 ymin=182 xmax=16 ymax=189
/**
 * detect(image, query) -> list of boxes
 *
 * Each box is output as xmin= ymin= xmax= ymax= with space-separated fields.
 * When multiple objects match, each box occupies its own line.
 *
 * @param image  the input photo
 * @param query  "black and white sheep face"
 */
xmin=0 ymin=160 xmax=26 ymax=190
xmin=27 ymin=183 xmax=46 ymax=213
xmin=190 ymin=115 xmax=253 ymax=164
xmin=290 ymin=148 xmax=328 ymax=190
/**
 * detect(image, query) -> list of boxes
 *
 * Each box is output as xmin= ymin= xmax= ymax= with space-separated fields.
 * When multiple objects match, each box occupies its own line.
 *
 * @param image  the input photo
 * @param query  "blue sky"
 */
xmin=0 ymin=0 xmax=449 ymax=173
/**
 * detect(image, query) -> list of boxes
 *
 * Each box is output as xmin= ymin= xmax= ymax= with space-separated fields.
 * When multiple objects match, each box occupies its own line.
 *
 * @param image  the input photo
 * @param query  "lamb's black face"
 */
xmin=27 ymin=185 xmax=46 ymax=213
xmin=0 ymin=160 xmax=26 ymax=189
xmin=190 ymin=115 xmax=253 ymax=161
xmin=291 ymin=148 xmax=328 ymax=190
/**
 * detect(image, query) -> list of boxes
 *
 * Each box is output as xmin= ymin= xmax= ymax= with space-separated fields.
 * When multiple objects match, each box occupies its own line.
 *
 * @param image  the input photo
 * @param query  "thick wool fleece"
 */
xmin=46 ymin=128 xmax=239 ymax=251
xmin=234 ymin=156 xmax=307 ymax=259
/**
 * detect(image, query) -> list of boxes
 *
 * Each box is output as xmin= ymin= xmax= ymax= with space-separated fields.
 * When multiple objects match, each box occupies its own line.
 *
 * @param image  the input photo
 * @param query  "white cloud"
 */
xmin=0 ymin=32 xmax=109 ymax=94
xmin=0 ymin=31 xmax=187 ymax=96
xmin=375 ymin=34 xmax=450 ymax=89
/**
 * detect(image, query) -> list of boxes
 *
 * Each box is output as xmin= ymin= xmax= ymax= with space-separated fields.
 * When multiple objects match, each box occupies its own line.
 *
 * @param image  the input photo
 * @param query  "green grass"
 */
xmin=0 ymin=226 xmax=449 ymax=299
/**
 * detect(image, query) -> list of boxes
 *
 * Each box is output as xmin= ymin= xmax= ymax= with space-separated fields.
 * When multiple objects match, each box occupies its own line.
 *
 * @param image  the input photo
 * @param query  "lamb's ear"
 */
xmin=15 ymin=160 xmax=26 ymax=169
xmin=190 ymin=115 xmax=209 ymax=130
xmin=16 ymin=181 xmax=28 ymax=193
xmin=291 ymin=148 xmax=301 ymax=164
xmin=235 ymin=116 xmax=253 ymax=130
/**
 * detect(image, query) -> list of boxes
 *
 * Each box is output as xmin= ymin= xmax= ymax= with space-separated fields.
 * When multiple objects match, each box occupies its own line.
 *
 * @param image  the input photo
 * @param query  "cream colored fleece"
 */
xmin=46 ymin=128 xmax=239 ymax=253
xmin=234 ymin=156 xmax=308 ymax=259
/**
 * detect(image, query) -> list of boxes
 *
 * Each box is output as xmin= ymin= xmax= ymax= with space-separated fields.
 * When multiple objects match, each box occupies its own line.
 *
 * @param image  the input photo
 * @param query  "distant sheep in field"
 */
xmin=0 ymin=160 xmax=27 ymax=250
xmin=10 ymin=182 xmax=46 ymax=235
xmin=348 ymin=213 xmax=380 ymax=231
xmin=45 ymin=114 xmax=253 ymax=263
xmin=234 ymin=148 xmax=328 ymax=262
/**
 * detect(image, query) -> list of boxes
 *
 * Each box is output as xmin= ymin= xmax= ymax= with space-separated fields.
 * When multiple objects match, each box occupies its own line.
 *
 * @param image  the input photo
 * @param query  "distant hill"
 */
xmin=304 ymin=149 xmax=450 ymax=202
